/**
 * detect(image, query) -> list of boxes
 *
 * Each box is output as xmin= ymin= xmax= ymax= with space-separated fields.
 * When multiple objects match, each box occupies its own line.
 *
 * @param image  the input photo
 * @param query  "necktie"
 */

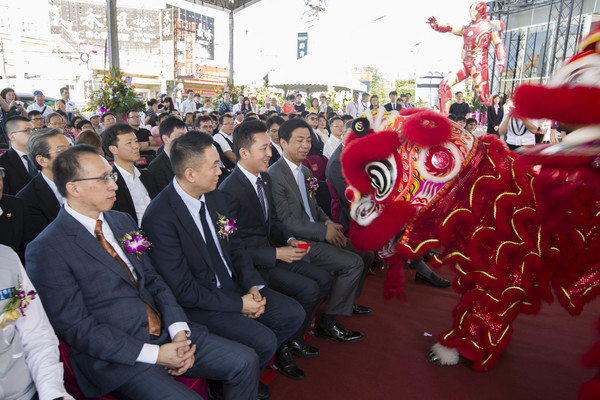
xmin=296 ymin=167 xmax=315 ymax=222
xmin=256 ymin=176 xmax=267 ymax=221
xmin=199 ymin=201 xmax=236 ymax=291
xmin=22 ymin=154 xmax=37 ymax=178
xmin=94 ymin=220 xmax=161 ymax=336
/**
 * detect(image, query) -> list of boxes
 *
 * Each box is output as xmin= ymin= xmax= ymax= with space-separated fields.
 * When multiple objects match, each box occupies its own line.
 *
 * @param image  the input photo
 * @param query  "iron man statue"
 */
xmin=427 ymin=1 xmax=506 ymax=114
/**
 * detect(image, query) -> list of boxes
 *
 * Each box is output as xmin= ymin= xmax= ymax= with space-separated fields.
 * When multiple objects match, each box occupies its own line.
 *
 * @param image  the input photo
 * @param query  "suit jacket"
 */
xmin=16 ymin=173 xmax=61 ymax=238
xmin=269 ymin=143 xmax=281 ymax=167
xmin=219 ymin=166 xmax=291 ymax=269
xmin=25 ymin=209 xmax=200 ymax=397
xmin=308 ymin=128 xmax=324 ymax=156
xmin=384 ymin=102 xmax=402 ymax=112
xmin=111 ymin=165 xmax=156 ymax=225
xmin=0 ymin=194 xmax=32 ymax=260
xmin=325 ymin=144 xmax=350 ymax=230
xmin=147 ymin=150 xmax=174 ymax=193
xmin=487 ymin=105 xmax=504 ymax=134
xmin=268 ymin=157 xmax=330 ymax=242
xmin=141 ymin=183 xmax=265 ymax=314
xmin=0 ymin=148 xmax=32 ymax=195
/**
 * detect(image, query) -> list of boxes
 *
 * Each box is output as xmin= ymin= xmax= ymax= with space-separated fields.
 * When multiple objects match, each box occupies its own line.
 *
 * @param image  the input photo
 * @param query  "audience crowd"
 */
xmin=0 ymin=84 xmax=555 ymax=400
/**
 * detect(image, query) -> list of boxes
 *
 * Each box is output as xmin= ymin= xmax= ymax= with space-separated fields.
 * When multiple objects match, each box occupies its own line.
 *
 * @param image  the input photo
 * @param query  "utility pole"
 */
xmin=228 ymin=9 xmax=234 ymax=85
xmin=106 ymin=0 xmax=120 ymax=71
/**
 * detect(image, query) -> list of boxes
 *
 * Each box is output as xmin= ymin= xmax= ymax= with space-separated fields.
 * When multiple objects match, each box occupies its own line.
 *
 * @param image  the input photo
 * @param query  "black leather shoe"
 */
xmin=352 ymin=303 xmax=372 ymax=316
xmin=206 ymin=380 xmax=223 ymax=400
xmin=415 ymin=271 xmax=451 ymax=288
xmin=314 ymin=321 xmax=364 ymax=343
xmin=258 ymin=382 xmax=271 ymax=400
xmin=273 ymin=346 xmax=306 ymax=380
xmin=289 ymin=340 xmax=320 ymax=358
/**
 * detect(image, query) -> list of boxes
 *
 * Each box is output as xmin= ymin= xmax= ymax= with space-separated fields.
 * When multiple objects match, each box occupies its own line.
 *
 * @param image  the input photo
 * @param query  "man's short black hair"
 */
xmin=266 ymin=116 xmax=285 ymax=131
xmin=244 ymin=112 xmax=258 ymax=120
xmin=455 ymin=91 xmax=463 ymax=96
xmin=233 ymin=120 xmax=267 ymax=159
xmin=456 ymin=116 xmax=467 ymax=123
xmin=447 ymin=114 xmax=457 ymax=122
xmin=466 ymin=118 xmax=477 ymax=126
xmin=27 ymin=128 xmax=66 ymax=170
xmin=278 ymin=118 xmax=311 ymax=145
xmin=53 ymin=144 xmax=100 ymax=197
xmin=328 ymin=116 xmax=343 ymax=126
xmin=60 ymin=87 xmax=69 ymax=94
xmin=187 ymin=89 xmax=194 ymax=94
xmin=159 ymin=116 xmax=187 ymax=141
xmin=219 ymin=114 xmax=232 ymax=125
xmin=5 ymin=116 xmax=31 ymax=137
xmin=100 ymin=112 xmax=116 ymax=122
xmin=28 ymin=110 xmax=42 ymax=119
xmin=340 ymin=114 xmax=353 ymax=123
xmin=76 ymin=119 xmax=92 ymax=131
xmin=389 ymin=91 xmax=398 ymax=97
xmin=101 ymin=123 xmax=134 ymax=157
xmin=195 ymin=115 xmax=213 ymax=129
xmin=170 ymin=130 xmax=215 ymax=179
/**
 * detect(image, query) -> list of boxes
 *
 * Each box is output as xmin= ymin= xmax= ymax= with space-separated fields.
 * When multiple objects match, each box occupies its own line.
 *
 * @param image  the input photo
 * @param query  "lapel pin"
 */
xmin=6 ymin=213 xmax=12 ymax=218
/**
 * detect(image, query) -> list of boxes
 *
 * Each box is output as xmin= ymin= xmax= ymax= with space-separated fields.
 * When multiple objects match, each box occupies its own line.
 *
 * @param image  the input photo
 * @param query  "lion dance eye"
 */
xmin=365 ymin=159 xmax=394 ymax=201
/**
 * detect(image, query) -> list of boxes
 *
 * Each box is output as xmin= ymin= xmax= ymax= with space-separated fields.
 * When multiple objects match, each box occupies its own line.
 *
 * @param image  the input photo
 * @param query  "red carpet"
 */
xmin=267 ymin=267 xmax=600 ymax=400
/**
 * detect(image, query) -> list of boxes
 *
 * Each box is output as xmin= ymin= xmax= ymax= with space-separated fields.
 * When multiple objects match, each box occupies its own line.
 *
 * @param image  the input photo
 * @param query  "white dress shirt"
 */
xmin=65 ymin=100 xmax=78 ymax=112
xmin=271 ymin=140 xmax=282 ymax=156
xmin=180 ymin=99 xmax=196 ymax=116
xmin=173 ymin=179 xmax=233 ymax=287
xmin=213 ymin=131 xmax=234 ymax=153
xmin=26 ymin=103 xmax=52 ymax=117
xmin=345 ymin=101 xmax=361 ymax=118
xmin=64 ymin=203 xmax=189 ymax=364
xmin=0 ymin=245 xmax=74 ymax=400
xmin=41 ymin=172 xmax=65 ymax=206
xmin=323 ymin=135 xmax=342 ymax=159
xmin=238 ymin=163 xmax=268 ymax=216
xmin=114 ymin=164 xmax=151 ymax=227
xmin=13 ymin=148 xmax=30 ymax=173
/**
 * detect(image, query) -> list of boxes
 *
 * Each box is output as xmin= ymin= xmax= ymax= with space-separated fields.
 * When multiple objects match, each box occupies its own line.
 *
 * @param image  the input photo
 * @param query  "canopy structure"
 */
xmin=268 ymin=59 xmax=367 ymax=96
xmin=181 ymin=0 xmax=263 ymax=13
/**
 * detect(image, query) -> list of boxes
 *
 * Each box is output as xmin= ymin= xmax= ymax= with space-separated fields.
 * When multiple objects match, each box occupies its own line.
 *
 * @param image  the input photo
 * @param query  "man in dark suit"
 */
xmin=16 ymin=128 xmax=71 ymax=238
xmin=102 ymin=123 xmax=156 ymax=226
xmin=148 ymin=117 xmax=187 ymax=193
xmin=142 ymin=133 xmax=304 ymax=398
xmin=26 ymin=145 xmax=259 ymax=400
xmin=269 ymin=118 xmax=372 ymax=344
xmin=220 ymin=120 xmax=331 ymax=380
xmin=266 ymin=116 xmax=284 ymax=167
xmin=383 ymin=91 xmax=402 ymax=112
xmin=0 ymin=167 xmax=31 ymax=261
xmin=0 ymin=116 xmax=37 ymax=195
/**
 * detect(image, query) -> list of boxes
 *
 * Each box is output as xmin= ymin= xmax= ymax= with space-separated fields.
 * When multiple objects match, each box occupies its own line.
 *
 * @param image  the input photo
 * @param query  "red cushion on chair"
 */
xmin=302 ymin=155 xmax=328 ymax=181
xmin=326 ymin=180 xmax=341 ymax=224
xmin=60 ymin=339 xmax=208 ymax=399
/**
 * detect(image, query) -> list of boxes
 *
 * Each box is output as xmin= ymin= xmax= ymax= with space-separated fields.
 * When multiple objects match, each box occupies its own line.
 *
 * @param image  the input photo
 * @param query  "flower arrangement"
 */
xmin=306 ymin=176 xmax=319 ymax=197
xmin=1 ymin=280 xmax=36 ymax=328
xmin=86 ymin=67 xmax=145 ymax=116
xmin=216 ymin=213 xmax=237 ymax=240
xmin=215 ymin=81 xmax=245 ymax=105
xmin=118 ymin=231 xmax=151 ymax=258
xmin=245 ymin=86 xmax=272 ymax=107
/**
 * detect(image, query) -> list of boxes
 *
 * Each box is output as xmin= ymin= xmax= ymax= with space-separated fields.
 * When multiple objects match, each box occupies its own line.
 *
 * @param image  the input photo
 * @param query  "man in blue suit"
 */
xmin=26 ymin=144 xmax=259 ymax=400
xmin=142 ymin=133 xmax=304 ymax=399
xmin=219 ymin=120 xmax=332 ymax=380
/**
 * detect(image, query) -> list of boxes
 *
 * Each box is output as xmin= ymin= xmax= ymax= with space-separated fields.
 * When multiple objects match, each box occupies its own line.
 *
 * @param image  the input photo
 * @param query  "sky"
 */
xmin=233 ymin=0 xmax=479 ymax=86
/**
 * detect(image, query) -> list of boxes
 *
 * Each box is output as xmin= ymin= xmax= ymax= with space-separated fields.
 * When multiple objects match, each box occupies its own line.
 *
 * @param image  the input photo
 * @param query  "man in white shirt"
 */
xmin=266 ymin=115 xmax=284 ymax=166
xmin=180 ymin=90 xmax=197 ymax=116
xmin=16 ymin=128 xmax=70 ymax=238
xmin=345 ymin=91 xmax=362 ymax=118
xmin=213 ymin=114 xmax=237 ymax=170
xmin=25 ymin=145 xmax=259 ymax=399
xmin=101 ymin=123 xmax=155 ymax=226
xmin=0 ymin=244 xmax=74 ymax=400
xmin=360 ymin=93 xmax=369 ymax=114
xmin=59 ymin=87 xmax=80 ymax=114
xmin=26 ymin=91 xmax=52 ymax=117
xmin=499 ymin=102 xmax=538 ymax=151
xmin=323 ymin=117 xmax=343 ymax=159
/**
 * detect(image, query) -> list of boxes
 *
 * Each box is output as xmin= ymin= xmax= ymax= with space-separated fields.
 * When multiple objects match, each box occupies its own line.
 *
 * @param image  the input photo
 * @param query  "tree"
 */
xmin=363 ymin=66 xmax=386 ymax=99
xmin=395 ymin=78 xmax=416 ymax=102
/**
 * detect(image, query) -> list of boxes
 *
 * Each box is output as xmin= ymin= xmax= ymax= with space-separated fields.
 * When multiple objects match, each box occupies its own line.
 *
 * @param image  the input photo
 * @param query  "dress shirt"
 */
xmin=323 ymin=135 xmax=342 ymax=159
xmin=271 ymin=140 xmax=282 ymax=156
xmin=26 ymin=103 xmax=52 ymax=117
xmin=114 ymin=164 xmax=151 ymax=227
xmin=237 ymin=163 xmax=268 ymax=216
xmin=13 ymin=148 xmax=30 ymax=173
xmin=180 ymin=99 xmax=196 ymax=116
xmin=0 ymin=245 xmax=74 ymax=400
xmin=282 ymin=155 xmax=314 ymax=221
xmin=345 ymin=101 xmax=361 ymax=118
xmin=172 ymin=179 xmax=233 ymax=287
xmin=65 ymin=100 xmax=78 ymax=112
xmin=64 ymin=203 xmax=189 ymax=364
xmin=502 ymin=114 xmax=537 ymax=146
xmin=41 ymin=171 xmax=65 ymax=206
xmin=214 ymin=131 xmax=234 ymax=153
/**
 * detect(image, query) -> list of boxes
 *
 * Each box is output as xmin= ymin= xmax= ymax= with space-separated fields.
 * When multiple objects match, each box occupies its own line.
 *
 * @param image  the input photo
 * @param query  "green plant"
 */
xmin=86 ymin=67 xmax=145 ymax=115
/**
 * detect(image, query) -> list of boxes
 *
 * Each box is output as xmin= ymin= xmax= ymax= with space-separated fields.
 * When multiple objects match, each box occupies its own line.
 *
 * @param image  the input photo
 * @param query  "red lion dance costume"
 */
xmin=428 ymin=1 xmax=506 ymax=113
xmin=341 ymin=26 xmax=600 ymax=395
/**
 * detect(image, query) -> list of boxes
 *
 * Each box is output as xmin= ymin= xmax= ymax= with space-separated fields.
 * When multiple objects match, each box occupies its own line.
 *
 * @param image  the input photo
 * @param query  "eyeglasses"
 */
xmin=12 ymin=128 xmax=34 ymax=134
xmin=46 ymin=146 xmax=71 ymax=156
xmin=72 ymin=172 xmax=118 ymax=184
xmin=307 ymin=117 xmax=317 ymax=121
xmin=31 ymin=117 xmax=44 ymax=121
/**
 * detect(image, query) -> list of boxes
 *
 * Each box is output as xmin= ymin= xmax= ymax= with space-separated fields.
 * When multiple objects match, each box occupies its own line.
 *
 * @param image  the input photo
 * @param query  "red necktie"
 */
xmin=94 ymin=220 xmax=161 ymax=336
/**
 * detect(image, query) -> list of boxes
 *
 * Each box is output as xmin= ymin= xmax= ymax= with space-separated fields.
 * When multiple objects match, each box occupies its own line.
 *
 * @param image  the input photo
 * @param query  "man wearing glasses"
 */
xmin=0 ymin=116 xmax=37 ymax=195
xmin=127 ymin=110 xmax=159 ymax=154
xmin=28 ymin=110 xmax=45 ymax=131
xmin=16 ymin=128 xmax=71 ymax=238
xmin=25 ymin=145 xmax=259 ymax=400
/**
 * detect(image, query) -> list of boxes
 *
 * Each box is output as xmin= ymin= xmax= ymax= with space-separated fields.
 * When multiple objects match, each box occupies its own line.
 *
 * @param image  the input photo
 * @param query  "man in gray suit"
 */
xmin=26 ymin=145 xmax=259 ymax=400
xmin=268 ymin=118 xmax=371 ymax=344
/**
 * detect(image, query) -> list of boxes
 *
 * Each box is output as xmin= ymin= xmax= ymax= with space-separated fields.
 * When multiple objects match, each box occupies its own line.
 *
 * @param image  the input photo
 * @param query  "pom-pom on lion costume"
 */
xmin=341 ymin=27 xmax=600 ymax=375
